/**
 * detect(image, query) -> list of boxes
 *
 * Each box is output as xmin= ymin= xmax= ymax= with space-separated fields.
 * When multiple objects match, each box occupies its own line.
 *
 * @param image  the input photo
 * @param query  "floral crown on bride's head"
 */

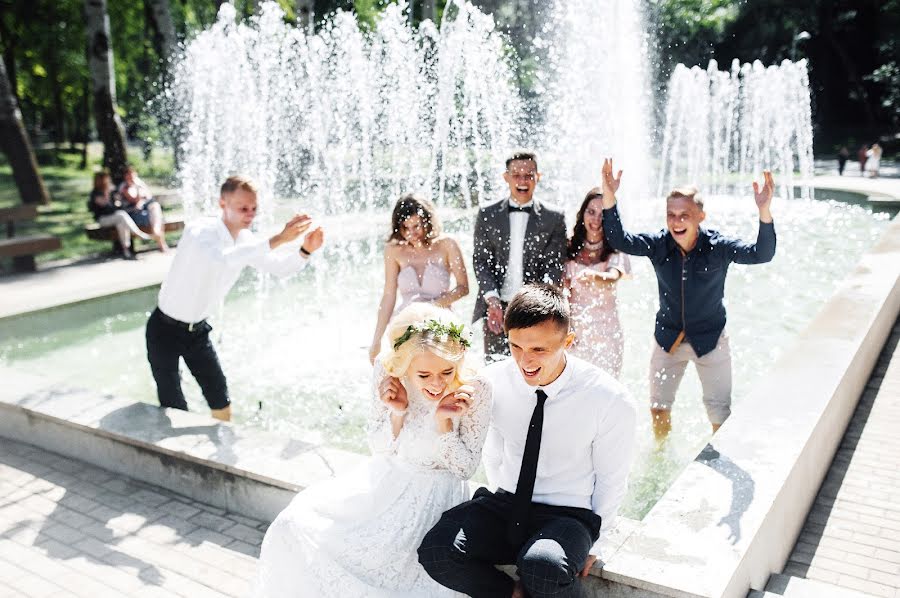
xmin=392 ymin=319 xmax=472 ymax=351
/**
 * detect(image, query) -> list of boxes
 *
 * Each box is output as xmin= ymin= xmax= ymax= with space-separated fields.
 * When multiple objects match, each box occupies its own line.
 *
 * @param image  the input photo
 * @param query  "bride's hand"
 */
xmin=435 ymin=385 xmax=475 ymax=432
xmin=378 ymin=376 xmax=408 ymax=413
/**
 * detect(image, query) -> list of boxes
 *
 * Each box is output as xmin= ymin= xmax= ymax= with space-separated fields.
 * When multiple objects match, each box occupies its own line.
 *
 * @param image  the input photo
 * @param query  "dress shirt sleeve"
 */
xmin=473 ymin=209 xmax=501 ymax=299
xmin=602 ymin=206 xmax=659 ymax=258
xmin=590 ymin=387 xmax=637 ymax=555
xmin=436 ymin=378 xmax=493 ymax=480
xmin=188 ymin=225 xmax=272 ymax=270
xmin=725 ymin=221 xmax=776 ymax=265
xmin=481 ymin=420 xmax=504 ymax=489
xmin=251 ymin=244 xmax=310 ymax=278
xmin=366 ymin=362 xmax=399 ymax=456
xmin=188 ymin=225 xmax=309 ymax=277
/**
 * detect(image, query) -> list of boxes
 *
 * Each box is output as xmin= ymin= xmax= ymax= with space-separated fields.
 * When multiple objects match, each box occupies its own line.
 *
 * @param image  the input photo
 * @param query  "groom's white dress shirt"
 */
xmin=158 ymin=217 xmax=308 ymax=323
xmin=484 ymin=198 xmax=532 ymax=303
xmin=481 ymin=354 xmax=636 ymax=554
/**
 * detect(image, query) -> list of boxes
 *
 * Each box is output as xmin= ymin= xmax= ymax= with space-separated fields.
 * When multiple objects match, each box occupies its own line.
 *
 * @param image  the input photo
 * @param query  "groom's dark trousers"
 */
xmin=418 ymin=488 xmax=601 ymax=598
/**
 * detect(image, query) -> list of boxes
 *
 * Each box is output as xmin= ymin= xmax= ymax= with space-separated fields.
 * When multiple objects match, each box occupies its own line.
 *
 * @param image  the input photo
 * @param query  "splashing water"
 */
xmin=538 ymin=0 xmax=653 ymax=205
xmin=173 ymin=0 xmax=522 ymax=221
xmin=657 ymin=59 xmax=814 ymax=199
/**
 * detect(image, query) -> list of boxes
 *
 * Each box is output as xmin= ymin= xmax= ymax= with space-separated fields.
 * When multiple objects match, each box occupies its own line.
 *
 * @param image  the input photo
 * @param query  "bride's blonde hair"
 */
xmin=380 ymin=303 xmax=475 ymax=384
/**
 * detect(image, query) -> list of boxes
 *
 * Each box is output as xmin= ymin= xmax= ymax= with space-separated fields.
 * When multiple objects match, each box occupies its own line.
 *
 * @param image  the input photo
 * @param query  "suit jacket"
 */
xmin=472 ymin=198 xmax=567 ymax=322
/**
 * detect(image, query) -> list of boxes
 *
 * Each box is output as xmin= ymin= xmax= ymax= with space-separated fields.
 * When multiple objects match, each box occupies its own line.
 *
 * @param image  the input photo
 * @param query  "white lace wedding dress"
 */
xmin=253 ymin=367 xmax=492 ymax=597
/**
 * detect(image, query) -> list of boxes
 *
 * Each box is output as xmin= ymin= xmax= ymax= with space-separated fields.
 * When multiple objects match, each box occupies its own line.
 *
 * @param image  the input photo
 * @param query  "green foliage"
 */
xmin=1 ymin=0 xmax=90 ymax=149
xmin=1 ymin=0 xmax=897 ymax=179
xmin=353 ymin=0 xmax=384 ymax=30
xmin=656 ymin=0 xmax=739 ymax=46
xmin=652 ymin=0 xmax=899 ymax=132
xmin=865 ymin=0 xmax=900 ymax=126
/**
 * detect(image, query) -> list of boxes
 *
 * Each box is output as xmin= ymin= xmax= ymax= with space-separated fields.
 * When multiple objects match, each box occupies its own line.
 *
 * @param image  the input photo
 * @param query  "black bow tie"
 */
xmin=508 ymin=204 xmax=532 ymax=214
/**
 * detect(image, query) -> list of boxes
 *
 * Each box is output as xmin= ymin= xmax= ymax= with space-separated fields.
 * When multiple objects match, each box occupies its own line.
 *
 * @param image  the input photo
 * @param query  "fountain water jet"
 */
xmin=538 ymin=0 xmax=654 ymax=206
xmin=173 ymin=0 xmax=522 ymax=221
xmin=657 ymin=59 xmax=814 ymax=200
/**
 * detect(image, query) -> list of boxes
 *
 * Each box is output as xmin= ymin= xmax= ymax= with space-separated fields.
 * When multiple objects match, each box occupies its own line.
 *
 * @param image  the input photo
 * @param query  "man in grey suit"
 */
xmin=473 ymin=151 xmax=567 ymax=360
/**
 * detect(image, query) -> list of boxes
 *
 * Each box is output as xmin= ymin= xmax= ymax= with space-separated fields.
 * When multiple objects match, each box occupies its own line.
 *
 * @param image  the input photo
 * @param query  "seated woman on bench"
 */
xmin=89 ymin=170 xmax=150 ymax=260
xmin=118 ymin=165 xmax=169 ymax=252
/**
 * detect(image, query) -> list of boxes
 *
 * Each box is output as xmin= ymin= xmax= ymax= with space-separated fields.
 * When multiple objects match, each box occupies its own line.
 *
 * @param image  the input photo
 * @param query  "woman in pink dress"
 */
xmin=369 ymin=194 xmax=469 ymax=363
xmin=565 ymin=187 xmax=631 ymax=377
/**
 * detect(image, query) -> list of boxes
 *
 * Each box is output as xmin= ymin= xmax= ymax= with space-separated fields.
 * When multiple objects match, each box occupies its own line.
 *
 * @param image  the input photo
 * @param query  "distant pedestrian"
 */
xmin=857 ymin=144 xmax=869 ymax=174
xmin=837 ymin=146 xmax=849 ymax=176
xmin=866 ymin=143 xmax=882 ymax=178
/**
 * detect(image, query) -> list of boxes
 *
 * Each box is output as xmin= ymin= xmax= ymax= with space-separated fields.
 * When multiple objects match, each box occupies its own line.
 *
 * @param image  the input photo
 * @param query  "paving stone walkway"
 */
xmin=783 ymin=315 xmax=900 ymax=598
xmin=0 ymin=436 xmax=264 ymax=597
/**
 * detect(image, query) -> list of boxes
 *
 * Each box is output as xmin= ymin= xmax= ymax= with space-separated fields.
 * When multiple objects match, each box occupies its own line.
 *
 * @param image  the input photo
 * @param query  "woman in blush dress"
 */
xmin=369 ymin=194 xmax=469 ymax=364
xmin=255 ymin=304 xmax=492 ymax=598
xmin=565 ymin=187 xmax=631 ymax=378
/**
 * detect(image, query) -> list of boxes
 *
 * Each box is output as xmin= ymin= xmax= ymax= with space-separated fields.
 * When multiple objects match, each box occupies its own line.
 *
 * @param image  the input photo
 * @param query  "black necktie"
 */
xmin=508 ymin=389 xmax=547 ymax=545
xmin=508 ymin=204 xmax=532 ymax=214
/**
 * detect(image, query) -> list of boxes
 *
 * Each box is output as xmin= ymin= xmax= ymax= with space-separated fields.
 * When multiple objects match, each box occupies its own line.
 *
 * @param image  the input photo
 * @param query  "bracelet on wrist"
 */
xmin=300 ymin=246 xmax=311 ymax=257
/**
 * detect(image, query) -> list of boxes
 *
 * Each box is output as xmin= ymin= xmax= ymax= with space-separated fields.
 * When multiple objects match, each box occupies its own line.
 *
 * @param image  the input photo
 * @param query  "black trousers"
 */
xmin=418 ymin=488 xmax=601 ymax=598
xmin=145 ymin=308 xmax=229 ymax=411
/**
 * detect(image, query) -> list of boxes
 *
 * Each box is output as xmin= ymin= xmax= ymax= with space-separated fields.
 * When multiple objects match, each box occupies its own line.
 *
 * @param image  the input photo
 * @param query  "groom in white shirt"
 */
xmin=145 ymin=175 xmax=323 ymax=422
xmin=419 ymin=283 xmax=636 ymax=598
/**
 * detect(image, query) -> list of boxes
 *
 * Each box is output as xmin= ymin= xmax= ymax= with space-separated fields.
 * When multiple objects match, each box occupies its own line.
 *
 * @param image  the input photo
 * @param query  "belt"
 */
xmin=155 ymin=308 xmax=206 ymax=332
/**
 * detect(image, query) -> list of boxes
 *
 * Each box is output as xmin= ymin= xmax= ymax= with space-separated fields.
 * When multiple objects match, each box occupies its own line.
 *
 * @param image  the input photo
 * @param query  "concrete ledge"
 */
xmin=592 ymin=215 xmax=900 ymax=597
xmin=0 ymin=365 xmax=643 ymax=566
xmin=0 ymin=367 xmax=365 ymax=521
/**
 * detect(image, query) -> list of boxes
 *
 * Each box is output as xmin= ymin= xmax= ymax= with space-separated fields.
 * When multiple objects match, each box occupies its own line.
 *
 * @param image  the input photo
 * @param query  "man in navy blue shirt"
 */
xmin=598 ymin=159 xmax=776 ymax=440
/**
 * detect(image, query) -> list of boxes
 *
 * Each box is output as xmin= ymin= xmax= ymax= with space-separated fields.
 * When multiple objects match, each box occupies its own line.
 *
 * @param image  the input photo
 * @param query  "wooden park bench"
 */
xmin=84 ymin=215 xmax=185 ymax=253
xmin=0 ymin=204 xmax=61 ymax=272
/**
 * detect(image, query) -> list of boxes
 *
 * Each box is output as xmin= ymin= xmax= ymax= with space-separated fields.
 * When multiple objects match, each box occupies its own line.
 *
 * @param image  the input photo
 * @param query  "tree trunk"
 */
xmin=421 ymin=0 xmax=436 ymax=22
xmin=84 ymin=0 xmax=128 ymax=182
xmin=80 ymin=78 xmax=90 ymax=170
xmin=0 ymin=36 xmax=51 ymax=205
xmin=295 ymin=0 xmax=313 ymax=28
xmin=145 ymin=0 xmax=178 ymax=63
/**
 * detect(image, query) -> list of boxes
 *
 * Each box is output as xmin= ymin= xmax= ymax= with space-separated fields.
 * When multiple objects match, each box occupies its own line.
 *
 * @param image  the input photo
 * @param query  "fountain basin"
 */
xmin=0 ymin=190 xmax=897 ymax=597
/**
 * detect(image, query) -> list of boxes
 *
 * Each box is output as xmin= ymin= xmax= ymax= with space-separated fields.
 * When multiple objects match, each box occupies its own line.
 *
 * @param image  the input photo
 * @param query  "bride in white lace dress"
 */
xmin=254 ymin=304 xmax=492 ymax=597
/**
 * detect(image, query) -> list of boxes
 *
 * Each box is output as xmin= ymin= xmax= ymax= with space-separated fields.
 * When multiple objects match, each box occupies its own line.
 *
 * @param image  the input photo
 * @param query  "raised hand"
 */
xmin=378 ymin=376 xmax=408 ymax=413
xmin=302 ymin=226 xmax=325 ymax=254
xmin=436 ymin=385 xmax=475 ymax=417
xmin=435 ymin=385 xmax=475 ymax=432
xmin=752 ymin=170 xmax=775 ymax=223
xmin=600 ymin=158 xmax=623 ymax=208
xmin=273 ymin=214 xmax=313 ymax=247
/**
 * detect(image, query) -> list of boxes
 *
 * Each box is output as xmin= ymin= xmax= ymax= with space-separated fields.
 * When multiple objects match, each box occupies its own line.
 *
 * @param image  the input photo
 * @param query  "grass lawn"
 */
xmin=0 ymin=144 xmax=181 ymax=268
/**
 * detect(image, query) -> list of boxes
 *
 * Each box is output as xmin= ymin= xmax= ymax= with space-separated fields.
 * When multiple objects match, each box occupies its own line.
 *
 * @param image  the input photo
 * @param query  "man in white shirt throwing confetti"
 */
xmin=145 ymin=176 xmax=323 ymax=422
